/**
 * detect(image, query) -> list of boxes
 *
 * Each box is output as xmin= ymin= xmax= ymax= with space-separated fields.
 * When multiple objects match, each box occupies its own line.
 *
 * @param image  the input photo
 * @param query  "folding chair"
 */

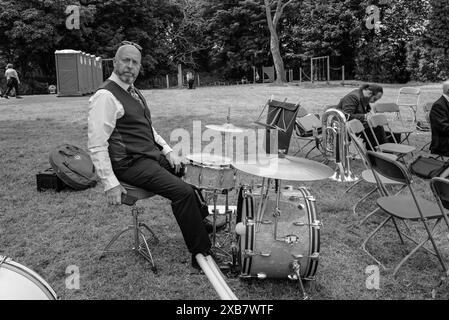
xmin=346 ymin=119 xmax=406 ymax=224
xmin=368 ymin=114 xmax=416 ymax=161
xmin=418 ymin=102 xmax=434 ymax=152
xmin=397 ymin=87 xmax=421 ymax=124
xmin=293 ymin=108 xmax=324 ymax=159
xmin=363 ymin=151 xmax=449 ymax=276
xmin=372 ymin=103 xmax=414 ymax=145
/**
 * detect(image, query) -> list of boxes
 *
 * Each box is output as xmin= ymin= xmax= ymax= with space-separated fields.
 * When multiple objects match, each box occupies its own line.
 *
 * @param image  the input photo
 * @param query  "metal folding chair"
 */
xmin=346 ymin=119 xmax=406 ymax=224
xmin=372 ymin=103 xmax=414 ymax=145
xmin=419 ymin=102 xmax=434 ymax=152
xmin=362 ymin=151 xmax=449 ymax=276
xmin=397 ymin=87 xmax=421 ymax=124
xmin=368 ymin=114 xmax=416 ymax=161
xmin=293 ymin=109 xmax=324 ymax=159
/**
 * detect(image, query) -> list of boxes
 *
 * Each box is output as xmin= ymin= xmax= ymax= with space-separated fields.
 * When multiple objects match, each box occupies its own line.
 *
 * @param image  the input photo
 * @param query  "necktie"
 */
xmin=128 ymin=85 xmax=144 ymax=108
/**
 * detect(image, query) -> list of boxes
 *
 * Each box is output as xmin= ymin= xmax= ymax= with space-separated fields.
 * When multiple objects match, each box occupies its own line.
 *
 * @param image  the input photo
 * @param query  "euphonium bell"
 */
xmin=321 ymin=108 xmax=358 ymax=182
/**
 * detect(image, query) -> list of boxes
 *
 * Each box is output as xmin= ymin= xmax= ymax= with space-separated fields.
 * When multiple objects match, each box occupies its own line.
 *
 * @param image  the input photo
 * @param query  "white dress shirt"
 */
xmin=88 ymin=72 xmax=173 ymax=191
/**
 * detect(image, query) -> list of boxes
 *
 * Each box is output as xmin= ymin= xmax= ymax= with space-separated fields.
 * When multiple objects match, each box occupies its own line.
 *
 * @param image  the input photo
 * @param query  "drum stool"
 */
xmin=100 ymin=182 xmax=159 ymax=273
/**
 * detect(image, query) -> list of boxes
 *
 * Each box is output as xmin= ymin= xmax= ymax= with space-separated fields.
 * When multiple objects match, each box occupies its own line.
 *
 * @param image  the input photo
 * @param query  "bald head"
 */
xmin=113 ymin=45 xmax=142 ymax=85
xmin=115 ymin=44 xmax=141 ymax=60
xmin=443 ymin=80 xmax=449 ymax=95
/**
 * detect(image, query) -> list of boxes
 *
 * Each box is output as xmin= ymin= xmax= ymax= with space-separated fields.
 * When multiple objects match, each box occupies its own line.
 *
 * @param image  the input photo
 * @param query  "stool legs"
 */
xmin=100 ymin=206 xmax=158 ymax=273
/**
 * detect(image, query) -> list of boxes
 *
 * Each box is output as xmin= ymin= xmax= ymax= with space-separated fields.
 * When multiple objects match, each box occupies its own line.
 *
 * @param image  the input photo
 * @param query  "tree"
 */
xmin=199 ymin=0 xmax=269 ymax=80
xmin=249 ymin=0 xmax=295 ymax=83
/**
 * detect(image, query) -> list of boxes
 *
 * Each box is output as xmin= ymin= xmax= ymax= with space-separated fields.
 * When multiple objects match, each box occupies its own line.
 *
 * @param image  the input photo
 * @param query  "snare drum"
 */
xmin=184 ymin=153 xmax=236 ymax=191
xmin=0 ymin=256 xmax=57 ymax=300
xmin=235 ymin=186 xmax=321 ymax=280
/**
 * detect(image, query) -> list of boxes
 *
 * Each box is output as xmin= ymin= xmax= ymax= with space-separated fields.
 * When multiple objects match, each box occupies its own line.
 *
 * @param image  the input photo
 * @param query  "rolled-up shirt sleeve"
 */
xmin=88 ymin=91 xmax=123 ymax=192
xmin=153 ymin=128 xmax=173 ymax=155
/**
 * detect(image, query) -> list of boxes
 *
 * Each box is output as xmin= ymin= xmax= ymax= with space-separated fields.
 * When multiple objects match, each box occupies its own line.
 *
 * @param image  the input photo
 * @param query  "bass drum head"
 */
xmin=0 ymin=259 xmax=57 ymax=300
xmin=235 ymin=186 xmax=320 ymax=280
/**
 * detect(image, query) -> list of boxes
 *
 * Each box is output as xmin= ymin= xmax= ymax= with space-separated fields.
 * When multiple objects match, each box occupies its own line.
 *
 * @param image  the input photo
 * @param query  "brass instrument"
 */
xmin=321 ymin=108 xmax=358 ymax=182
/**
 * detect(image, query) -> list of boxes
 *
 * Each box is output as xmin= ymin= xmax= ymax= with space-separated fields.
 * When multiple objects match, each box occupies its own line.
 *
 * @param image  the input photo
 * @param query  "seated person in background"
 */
xmin=430 ymin=80 xmax=449 ymax=157
xmin=88 ymin=43 xmax=222 ymax=272
xmin=337 ymin=84 xmax=387 ymax=151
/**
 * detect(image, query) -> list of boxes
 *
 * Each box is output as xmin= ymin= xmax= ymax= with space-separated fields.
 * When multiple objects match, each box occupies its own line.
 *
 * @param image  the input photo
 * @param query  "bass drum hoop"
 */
xmin=0 ymin=257 xmax=58 ymax=300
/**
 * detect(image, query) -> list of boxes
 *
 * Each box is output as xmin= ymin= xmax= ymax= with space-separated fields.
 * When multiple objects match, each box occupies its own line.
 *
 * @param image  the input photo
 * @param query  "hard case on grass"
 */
xmin=36 ymin=168 xmax=66 ymax=192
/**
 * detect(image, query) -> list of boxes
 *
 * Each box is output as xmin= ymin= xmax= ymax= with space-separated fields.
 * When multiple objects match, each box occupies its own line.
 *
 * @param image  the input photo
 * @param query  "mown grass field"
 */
xmin=1 ymin=82 xmax=448 ymax=300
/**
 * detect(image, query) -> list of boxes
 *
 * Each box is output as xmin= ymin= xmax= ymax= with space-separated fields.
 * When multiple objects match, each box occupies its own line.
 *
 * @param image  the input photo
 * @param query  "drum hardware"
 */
xmin=310 ymin=252 xmax=320 ymax=260
xmin=293 ymin=220 xmax=323 ymax=229
xmin=278 ymin=235 xmax=301 ymax=245
xmin=240 ymin=273 xmax=268 ymax=280
xmin=289 ymin=260 xmax=309 ymax=300
xmin=243 ymin=250 xmax=271 ymax=258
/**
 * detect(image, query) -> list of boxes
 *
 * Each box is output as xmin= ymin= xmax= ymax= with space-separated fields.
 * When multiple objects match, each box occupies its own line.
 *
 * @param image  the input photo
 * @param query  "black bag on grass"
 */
xmin=409 ymin=156 xmax=449 ymax=179
xmin=49 ymin=144 xmax=97 ymax=190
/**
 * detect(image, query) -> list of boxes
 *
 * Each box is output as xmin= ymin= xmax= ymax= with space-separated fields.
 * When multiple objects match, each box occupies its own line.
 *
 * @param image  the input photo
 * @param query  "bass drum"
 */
xmin=236 ymin=186 xmax=321 ymax=280
xmin=0 ymin=256 xmax=57 ymax=300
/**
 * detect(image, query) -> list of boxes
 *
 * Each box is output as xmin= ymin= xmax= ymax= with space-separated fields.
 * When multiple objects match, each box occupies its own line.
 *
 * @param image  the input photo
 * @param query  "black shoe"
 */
xmin=15 ymin=96 xmax=22 ymax=99
xmin=3 ymin=95 xmax=8 ymax=99
xmin=203 ymin=218 xmax=227 ymax=234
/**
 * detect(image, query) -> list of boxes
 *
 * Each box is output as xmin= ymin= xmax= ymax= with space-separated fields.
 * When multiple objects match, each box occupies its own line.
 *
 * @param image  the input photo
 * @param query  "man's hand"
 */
xmin=166 ymin=151 xmax=183 ymax=174
xmin=106 ymin=184 xmax=127 ymax=206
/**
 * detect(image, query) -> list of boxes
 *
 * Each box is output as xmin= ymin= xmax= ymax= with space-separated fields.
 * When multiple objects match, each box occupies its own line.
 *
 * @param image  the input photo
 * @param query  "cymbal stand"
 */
xmin=207 ymin=188 xmax=233 ymax=259
xmin=256 ymin=178 xmax=271 ymax=232
xmin=273 ymin=179 xmax=282 ymax=239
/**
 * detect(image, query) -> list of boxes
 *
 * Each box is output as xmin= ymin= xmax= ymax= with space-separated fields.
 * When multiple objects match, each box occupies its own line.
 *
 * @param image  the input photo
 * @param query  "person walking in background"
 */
xmin=186 ymin=71 xmax=195 ymax=89
xmin=2 ymin=64 xmax=22 ymax=99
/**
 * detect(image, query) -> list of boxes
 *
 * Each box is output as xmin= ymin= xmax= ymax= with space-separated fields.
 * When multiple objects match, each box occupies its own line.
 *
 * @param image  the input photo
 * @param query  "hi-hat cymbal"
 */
xmin=206 ymin=123 xmax=249 ymax=133
xmin=232 ymin=155 xmax=334 ymax=182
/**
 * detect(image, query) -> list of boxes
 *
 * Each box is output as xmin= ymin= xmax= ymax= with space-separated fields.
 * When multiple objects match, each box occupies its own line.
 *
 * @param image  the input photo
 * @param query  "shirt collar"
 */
xmin=109 ymin=72 xmax=133 ymax=91
xmin=443 ymin=94 xmax=449 ymax=103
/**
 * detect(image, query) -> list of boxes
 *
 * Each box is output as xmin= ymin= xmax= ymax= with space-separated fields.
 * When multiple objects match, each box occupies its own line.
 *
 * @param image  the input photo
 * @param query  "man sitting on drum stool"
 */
xmin=88 ymin=42 xmax=224 ymax=271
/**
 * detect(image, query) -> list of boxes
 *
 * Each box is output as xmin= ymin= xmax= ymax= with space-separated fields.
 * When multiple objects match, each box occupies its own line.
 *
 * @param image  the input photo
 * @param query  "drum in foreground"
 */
xmin=235 ymin=186 xmax=321 ymax=280
xmin=184 ymin=153 xmax=236 ymax=191
xmin=0 ymin=256 xmax=57 ymax=300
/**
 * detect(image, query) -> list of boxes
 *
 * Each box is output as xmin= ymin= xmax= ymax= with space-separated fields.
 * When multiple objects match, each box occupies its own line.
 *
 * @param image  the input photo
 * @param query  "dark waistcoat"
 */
xmin=98 ymin=80 xmax=161 ymax=168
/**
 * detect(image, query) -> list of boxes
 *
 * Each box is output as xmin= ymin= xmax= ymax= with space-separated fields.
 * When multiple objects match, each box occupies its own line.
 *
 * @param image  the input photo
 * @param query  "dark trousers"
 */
xmin=4 ymin=78 xmax=19 ymax=97
xmin=114 ymin=155 xmax=211 ymax=255
xmin=188 ymin=79 xmax=194 ymax=89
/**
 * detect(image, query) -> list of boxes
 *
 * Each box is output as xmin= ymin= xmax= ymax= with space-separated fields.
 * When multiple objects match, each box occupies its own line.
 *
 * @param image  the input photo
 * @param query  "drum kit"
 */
xmin=183 ymin=117 xmax=334 ymax=300
xmin=0 ymin=112 xmax=334 ymax=300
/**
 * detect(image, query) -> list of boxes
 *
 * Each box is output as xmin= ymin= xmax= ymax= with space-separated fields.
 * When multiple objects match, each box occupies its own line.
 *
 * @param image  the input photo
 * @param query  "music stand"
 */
xmin=255 ymin=98 xmax=301 ymax=154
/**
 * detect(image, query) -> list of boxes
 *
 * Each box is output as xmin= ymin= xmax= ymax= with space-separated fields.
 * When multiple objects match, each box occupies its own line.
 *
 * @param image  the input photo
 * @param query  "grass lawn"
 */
xmin=1 ymin=82 xmax=448 ymax=300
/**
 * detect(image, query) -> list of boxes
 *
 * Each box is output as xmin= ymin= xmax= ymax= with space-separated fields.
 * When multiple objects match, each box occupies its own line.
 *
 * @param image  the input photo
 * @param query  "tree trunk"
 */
xmin=264 ymin=0 xmax=290 ymax=84
xmin=270 ymin=32 xmax=286 ymax=83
